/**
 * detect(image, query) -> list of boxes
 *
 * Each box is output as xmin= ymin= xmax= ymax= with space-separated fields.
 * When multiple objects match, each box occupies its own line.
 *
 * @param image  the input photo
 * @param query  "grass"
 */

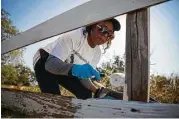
xmin=1 ymin=84 xmax=74 ymax=96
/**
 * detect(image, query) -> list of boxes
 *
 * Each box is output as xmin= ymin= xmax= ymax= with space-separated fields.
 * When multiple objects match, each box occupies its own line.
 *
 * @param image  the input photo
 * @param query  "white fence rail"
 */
xmin=2 ymin=0 xmax=168 ymax=54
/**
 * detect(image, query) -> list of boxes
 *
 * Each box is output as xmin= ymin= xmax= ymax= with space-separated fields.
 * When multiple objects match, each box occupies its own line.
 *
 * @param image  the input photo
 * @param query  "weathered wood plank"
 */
xmin=1 ymin=0 xmax=168 ymax=54
xmin=124 ymin=8 xmax=150 ymax=102
xmin=2 ymin=88 xmax=179 ymax=118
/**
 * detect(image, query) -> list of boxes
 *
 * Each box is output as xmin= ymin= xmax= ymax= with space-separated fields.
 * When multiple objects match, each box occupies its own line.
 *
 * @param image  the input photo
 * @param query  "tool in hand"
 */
xmin=91 ymin=73 xmax=123 ymax=100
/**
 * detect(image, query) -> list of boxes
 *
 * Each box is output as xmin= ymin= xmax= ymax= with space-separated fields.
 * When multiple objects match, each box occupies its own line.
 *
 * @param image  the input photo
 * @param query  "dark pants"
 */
xmin=34 ymin=57 xmax=92 ymax=100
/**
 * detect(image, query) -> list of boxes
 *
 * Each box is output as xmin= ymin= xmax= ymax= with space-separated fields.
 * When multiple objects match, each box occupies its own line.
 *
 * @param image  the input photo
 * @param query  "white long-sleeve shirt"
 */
xmin=33 ymin=28 xmax=101 ymax=75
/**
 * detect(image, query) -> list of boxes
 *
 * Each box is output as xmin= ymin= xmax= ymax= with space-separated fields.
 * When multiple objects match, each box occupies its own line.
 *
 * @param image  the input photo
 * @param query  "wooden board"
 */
xmin=1 ymin=88 xmax=179 ymax=118
xmin=1 ymin=0 xmax=168 ymax=54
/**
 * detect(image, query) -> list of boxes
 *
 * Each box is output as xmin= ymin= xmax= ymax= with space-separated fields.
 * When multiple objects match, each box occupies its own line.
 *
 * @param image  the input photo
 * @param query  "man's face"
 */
xmin=91 ymin=21 xmax=114 ymax=46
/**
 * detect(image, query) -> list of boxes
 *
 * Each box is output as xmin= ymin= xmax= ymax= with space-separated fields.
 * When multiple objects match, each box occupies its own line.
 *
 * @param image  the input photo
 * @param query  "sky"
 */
xmin=1 ymin=0 xmax=179 ymax=77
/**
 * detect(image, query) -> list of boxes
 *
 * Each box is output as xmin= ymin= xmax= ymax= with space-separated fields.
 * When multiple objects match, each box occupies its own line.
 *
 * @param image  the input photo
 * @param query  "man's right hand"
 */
xmin=71 ymin=64 xmax=100 ymax=80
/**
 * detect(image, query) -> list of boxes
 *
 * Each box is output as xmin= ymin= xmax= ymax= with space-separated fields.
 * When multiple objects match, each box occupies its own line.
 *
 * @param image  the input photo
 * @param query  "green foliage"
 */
xmin=98 ymin=54 xmax=179 ymax=104
xmin=1 ymin=9 xmax=35 ymax=88
xmin=1 ymin=9 xmax=18 ymax=41
xmin=1 ymin=8 xmax=25 ymax=65
xmin=99 ymin=55 xmax=124 ymax=74
xmin=1 ymin=64 xmax=18 ymax=85
xmin=97 ymin=55 xmax=125 ymax=91
xmin=1 ymin=64 xmax=35 ymax=86
xmin=15 ymin=64 xmax=36 ymax=86
xmin=1 ymin=49 xmax=25 ymax=65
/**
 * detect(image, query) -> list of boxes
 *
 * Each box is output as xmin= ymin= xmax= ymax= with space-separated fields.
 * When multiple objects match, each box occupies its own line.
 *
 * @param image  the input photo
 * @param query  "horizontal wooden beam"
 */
xmin=2 ymin=88 xmax=179 ymax=118
xmin=1 ymin=0 xmax=168 ymax=54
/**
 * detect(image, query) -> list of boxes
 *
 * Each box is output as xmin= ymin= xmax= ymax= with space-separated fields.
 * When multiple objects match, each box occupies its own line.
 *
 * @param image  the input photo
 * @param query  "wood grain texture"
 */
xmin=2 ymin=88 xmax=179 ymax=118
xmin=124 ymin=8 xmax=150 ymax=102
xmin=2 ymin=0 xmax=168 ymax=54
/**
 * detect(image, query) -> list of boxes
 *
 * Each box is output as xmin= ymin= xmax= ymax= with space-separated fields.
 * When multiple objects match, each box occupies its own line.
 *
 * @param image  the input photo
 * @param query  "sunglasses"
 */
xmin=96 ymin=25 xmax=114 ymax=40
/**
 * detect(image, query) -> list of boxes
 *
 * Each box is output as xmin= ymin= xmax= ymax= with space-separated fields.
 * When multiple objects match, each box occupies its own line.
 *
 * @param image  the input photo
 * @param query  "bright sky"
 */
xmin=2 ymin=0 xmax=179 ymax=76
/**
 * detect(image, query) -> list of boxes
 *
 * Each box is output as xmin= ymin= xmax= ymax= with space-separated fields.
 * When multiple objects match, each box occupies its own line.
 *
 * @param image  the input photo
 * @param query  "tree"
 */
xmin=1 ymin=64 xmax=18 ymax=85
xmin=99 ymin=55 xmax=124 ymax=74
xmin=1 ymin=9 xmax=25 ymax=65
xmin=1 ymin=64 xmax=35 ymax=86
xmin=1 ymin=9 xmax=35 ymax=86
xmin=112 ymin=55 xmax=124 ymax=73
xmin=97 ymin=55 xmax=125 ymax=91
xmin=15 ymin=64 xmax=36 ymax=86
xmin=1 ymin=9 xmax=18 ymax=42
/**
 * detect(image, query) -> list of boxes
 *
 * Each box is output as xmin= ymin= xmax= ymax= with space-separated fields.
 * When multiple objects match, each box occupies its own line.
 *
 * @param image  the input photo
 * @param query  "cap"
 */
xmin=107 ymin=18 xmax=121 ymax=32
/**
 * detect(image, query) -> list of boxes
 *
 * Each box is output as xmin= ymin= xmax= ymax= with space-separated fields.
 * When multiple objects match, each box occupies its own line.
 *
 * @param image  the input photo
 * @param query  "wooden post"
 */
xmin=124 ymin=8 xmax=150 ymax=102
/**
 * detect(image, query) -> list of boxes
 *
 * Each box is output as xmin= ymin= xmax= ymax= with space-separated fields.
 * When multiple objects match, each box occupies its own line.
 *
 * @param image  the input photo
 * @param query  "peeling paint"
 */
xmin=2 ymin=89 xmax=179 ymax=118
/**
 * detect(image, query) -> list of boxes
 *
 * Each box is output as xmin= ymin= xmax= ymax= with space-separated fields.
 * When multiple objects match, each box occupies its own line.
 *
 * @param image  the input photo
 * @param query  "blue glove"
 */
xmin=71 ymin=64 xmax=100 ymax=80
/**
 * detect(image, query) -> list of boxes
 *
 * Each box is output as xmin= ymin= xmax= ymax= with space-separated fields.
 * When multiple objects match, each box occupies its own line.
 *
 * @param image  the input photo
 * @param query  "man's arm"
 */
xmin=45 ymin=55 xmax=73 ymax=76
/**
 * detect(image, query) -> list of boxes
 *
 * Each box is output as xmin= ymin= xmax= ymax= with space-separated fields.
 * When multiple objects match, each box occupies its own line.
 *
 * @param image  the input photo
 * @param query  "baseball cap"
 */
xmin=107 ymin=18 xmax=121 ymax=32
